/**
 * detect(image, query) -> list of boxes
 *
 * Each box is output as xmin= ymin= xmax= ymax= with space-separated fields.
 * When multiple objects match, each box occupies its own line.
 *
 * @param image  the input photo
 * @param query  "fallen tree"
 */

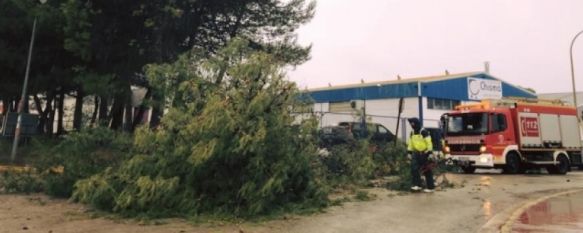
xmin=72 ymin=40 xmax=328 ymax=218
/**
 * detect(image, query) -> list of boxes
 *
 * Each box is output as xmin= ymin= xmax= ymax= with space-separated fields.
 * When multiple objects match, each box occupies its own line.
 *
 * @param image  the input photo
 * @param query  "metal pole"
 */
xmin=11 ymin=17 xmax=38 ymax=163
xmin=569 ymin=29 xmax=583 ymax=122
xmin=394 ymin=76 xmax=403 ymax=145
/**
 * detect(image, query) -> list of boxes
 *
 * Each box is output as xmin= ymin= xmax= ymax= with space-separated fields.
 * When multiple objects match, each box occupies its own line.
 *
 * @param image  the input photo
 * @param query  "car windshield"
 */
xmin=446 ymin=113 xmax=488 ymax=135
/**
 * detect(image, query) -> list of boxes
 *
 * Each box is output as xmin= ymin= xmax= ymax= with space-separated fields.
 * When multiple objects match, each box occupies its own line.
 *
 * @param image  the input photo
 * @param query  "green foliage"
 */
xmin=373 ymin=142 xmax=409 ymax=176
xmin=36 ymin=127 xmax=132 ymax=197
xmin=387 ymin=161 xmax=413 ymax=191
xmin=320 ymin=140 xmax=409 ymax=188
xmin=73 ymin=40 xmax=327 ymax=218
xmin=354 ymin=190 xmax=371 ymax=201
xmin=0 ymin=0 xmax=74 ymax=100
xmin=320 ymin=142 xmax=376 ymax=186
xmin=0 ymin=171 xmax=43 ymax=194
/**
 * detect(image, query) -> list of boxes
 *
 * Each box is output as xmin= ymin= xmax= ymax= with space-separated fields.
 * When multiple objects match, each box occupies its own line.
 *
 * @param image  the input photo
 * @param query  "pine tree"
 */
xmin=73 ymin=39 xmax=327 ymax=217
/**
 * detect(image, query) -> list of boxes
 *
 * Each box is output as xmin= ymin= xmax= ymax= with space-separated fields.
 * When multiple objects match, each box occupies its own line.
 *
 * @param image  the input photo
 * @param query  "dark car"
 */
xmin=319 ymin=122 xmax=395 ymax=147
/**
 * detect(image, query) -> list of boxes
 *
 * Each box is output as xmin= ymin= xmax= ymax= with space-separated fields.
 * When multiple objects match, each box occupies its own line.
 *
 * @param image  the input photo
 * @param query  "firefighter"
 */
xmin=407 ymin=118 xmax=435 ymax=193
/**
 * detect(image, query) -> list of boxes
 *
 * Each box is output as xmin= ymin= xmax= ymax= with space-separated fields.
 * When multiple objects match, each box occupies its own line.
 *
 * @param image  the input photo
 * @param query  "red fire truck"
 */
xmin=442 ymin=98 xmax=583 ymax=174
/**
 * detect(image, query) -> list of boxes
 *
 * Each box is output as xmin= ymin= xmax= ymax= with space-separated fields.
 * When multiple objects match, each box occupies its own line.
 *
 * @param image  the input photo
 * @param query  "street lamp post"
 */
xmin=11 ymin=0 xmax=47 ymax=163
xmin=569 ymin=30 xmax=583 ymax=123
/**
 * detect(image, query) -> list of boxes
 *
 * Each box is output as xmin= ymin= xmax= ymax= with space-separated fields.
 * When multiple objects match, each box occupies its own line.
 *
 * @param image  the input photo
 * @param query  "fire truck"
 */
xmin=442 ymin=98 xmax=583 ymax=174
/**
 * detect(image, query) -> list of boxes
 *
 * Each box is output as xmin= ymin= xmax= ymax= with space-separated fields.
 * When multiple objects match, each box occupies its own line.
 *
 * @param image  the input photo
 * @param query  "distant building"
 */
xmin=538 ymin=91 xmax=583 ymax=118
xmin=538 ymin=92 xmax=583 ymax=137
xmin=304 ymin=72 xmax=536 ymax=140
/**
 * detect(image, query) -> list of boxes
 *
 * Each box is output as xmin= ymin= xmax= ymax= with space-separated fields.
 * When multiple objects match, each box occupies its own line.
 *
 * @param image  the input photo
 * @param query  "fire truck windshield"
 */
xmin=446 ymin=113 xmax=488 ymax=135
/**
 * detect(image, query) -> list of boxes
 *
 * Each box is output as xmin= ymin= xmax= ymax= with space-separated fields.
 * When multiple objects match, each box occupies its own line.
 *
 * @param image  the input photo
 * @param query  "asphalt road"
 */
xmin=1 ymin=169 xmax=582 ymax=233
xmin=262 ymin=169 xmax=583 ymax=233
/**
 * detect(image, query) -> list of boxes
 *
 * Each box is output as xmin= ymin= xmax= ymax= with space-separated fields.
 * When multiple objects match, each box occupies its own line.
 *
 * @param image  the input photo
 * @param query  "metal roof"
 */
xmin=308 ymin=72 xmax=482 ymax=92
xmin=306 ymin=72 xmax=537 ymax=103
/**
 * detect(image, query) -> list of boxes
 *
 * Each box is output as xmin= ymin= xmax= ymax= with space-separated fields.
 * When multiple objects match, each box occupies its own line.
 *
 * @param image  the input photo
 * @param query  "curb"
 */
xmin=478 ymin=188 xmax=583 ymax=233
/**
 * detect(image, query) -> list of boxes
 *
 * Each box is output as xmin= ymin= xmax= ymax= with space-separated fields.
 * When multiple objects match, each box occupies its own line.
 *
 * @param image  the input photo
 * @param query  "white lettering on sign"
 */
xmin=468 ymin=77 xmax=503 ymax=100
xmin=520 ymin=117 xmax=539 ymax=137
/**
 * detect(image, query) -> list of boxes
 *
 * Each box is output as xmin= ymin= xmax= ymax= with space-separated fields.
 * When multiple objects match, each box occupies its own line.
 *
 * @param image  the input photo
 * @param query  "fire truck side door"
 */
xmin=489 ymin=112 xmax=513 ymax=156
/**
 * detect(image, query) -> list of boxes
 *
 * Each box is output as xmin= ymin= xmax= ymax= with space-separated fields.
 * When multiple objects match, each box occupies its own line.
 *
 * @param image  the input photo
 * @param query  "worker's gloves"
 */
xmin=406 ymin=151 xmax=412 ymax=160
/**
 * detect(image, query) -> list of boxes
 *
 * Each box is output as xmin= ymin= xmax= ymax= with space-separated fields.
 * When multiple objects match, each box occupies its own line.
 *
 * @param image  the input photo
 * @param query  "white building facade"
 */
xmin=306 ymin=72 xmax=537 ymax=141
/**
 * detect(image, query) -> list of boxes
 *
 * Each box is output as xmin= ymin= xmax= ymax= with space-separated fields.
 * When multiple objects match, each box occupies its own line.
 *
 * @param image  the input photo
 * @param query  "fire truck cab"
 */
xmin=442 ymin=98 xmax=583 ymax=174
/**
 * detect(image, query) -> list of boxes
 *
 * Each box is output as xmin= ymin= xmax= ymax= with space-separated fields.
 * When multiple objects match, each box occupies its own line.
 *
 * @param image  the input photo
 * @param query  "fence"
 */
xmin=294 ymin=111 xmax=441 ymax=141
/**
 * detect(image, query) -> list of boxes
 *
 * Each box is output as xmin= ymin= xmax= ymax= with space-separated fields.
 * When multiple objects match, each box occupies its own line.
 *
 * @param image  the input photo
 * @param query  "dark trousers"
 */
xmin=411 ymin=152 xmax=435 ymax=189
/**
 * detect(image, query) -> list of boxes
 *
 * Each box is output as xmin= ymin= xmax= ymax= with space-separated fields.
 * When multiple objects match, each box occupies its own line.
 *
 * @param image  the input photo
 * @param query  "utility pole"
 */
xmin=569 ymin=30 xmax=583 ymax=123
xmin=395 ymin=75 xmax=404 ymax=145
xmin=11 ymin=2 xmax=45 ymax=163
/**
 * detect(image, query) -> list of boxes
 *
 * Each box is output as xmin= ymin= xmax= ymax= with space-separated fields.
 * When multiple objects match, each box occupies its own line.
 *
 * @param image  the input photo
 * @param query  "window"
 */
xmin=329 ymin=101 xmax=354 ymax=113
xmin=491 ymin=114 xmax=507 ymax=132
xmin=427 ymin=98 xmax=460 ymax=110
xmin=447 ymin=113 xmax=488 ymax=135
xmin=378 ymin=125 xmax=388 ymax=134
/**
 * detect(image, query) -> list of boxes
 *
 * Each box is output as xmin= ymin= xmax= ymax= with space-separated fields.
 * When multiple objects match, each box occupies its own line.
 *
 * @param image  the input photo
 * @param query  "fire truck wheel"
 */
xmin=503 ymin=153 xmax=523 ymax=174
xmin=555 ymin=154 xmax=570 ymax=175
xmin=461 ymin=166 xmax=476 ymax=174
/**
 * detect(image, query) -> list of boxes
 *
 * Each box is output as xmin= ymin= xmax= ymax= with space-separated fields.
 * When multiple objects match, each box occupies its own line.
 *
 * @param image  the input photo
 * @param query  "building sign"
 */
xmin=468 ymin=77 xmax=502 ymax=100
xmin=520 ymin=116 xmax=539 ymax=137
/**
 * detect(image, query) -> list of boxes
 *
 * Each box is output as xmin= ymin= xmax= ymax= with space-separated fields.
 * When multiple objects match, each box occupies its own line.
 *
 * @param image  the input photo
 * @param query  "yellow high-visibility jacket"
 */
xmin=407 ymin=129 xmax=433 ymax=152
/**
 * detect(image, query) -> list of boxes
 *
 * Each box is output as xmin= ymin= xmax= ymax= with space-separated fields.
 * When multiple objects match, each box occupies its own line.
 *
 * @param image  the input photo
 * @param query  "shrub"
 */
xmin=319 ymin=140 xmax=409 ymax=187
xmin=36 ymin=127 xmax=132 ymax=197
xmin=72 ymin=40 xmax=328 ymax=218
xmin=373 ymin=141 xmax=409 ymax=176
xmin=319 ymin=141 xmax=375 ymax=186
xmin=0 ymin=171 xmax=43 ymax=194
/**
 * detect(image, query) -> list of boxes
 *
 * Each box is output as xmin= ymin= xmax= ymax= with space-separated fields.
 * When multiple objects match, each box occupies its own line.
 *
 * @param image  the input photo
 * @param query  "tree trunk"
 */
xmin=73 ymin=88 xmax=85 ymax=130
xmin=109 ymin=81 xmax=131 ymax=130
xmin=22 ymin=95 xmax=29 ymax=113
xmin=149 ymin=91 xmax=163 ymax=128
xmin=90 ymin=96 xmax=99 ymax=126
xmin=109 ymin=98 xmax=124 ymax=130
xmin=124 ymin=100 xmax=133 ymax=132
xmin=56 ymin=91 xmax=65 ymax=135
xmin=47 ymin=98 xmax=56 ymax=136
xmin=131 ymin=88 xmax=151 ymax=131
xmin=33 ymin=94 xmax=45 ymax=134
xmin=35 ymin=93 xmax=55 ymax=135
xmin=1 ymin=96 xmax=10 ymax=114
xmin=98 ymin=95 xmax=109 ymax=126
xmin=33 ymin=94 xmax=43 ymax=115
xmin=9 ymin=99 xmax=16 ymax=112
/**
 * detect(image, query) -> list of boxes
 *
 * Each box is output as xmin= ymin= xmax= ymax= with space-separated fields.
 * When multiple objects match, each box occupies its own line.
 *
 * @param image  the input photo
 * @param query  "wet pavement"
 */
xmin=512 ymin=191 xmax=583 ymax=233
xmin=282 ymin=170 xmax=583 ymax=233
xmin=1 ymin=169 xmax=582 ymax=233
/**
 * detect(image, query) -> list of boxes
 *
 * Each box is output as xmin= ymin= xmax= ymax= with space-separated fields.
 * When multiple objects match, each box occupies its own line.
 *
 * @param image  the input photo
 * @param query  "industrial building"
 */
xmin=305 ymin=72 xmax=537 ymax=140
xmin=538 ymin=91 xmax=583 ymax=115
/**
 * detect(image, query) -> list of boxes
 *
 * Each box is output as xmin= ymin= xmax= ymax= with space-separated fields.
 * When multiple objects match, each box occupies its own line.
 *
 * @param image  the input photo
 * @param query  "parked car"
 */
xmin=319 ymin=122 xmax=395 ymax=148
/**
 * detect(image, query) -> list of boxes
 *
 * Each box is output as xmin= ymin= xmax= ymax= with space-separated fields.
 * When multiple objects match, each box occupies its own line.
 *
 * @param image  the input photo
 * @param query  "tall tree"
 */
xmin=61 ymin=0 xmax=315 ymax=130
xmin=0 ymin=0 xmax=78 ymax=135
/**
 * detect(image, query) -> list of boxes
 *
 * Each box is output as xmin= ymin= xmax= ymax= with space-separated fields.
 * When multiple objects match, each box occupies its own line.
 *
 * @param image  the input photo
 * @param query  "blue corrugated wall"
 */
xmin=307 ymin=73 xmax=536 ymax=102
xmin=308 ymin=82 xmax=419 ymax=102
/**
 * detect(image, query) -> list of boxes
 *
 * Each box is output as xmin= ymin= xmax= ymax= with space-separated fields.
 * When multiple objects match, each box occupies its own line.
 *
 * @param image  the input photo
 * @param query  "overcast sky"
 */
xmin=288 ymin=0 xmax=583 ymax=94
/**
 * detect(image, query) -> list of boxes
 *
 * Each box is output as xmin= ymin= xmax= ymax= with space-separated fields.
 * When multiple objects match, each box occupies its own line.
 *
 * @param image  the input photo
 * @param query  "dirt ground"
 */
xmin=1 ymin=169 xmax=582 ymax=233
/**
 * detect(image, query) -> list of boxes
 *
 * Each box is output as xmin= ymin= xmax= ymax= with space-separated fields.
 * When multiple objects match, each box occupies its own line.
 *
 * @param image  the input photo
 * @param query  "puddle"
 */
xmin=482 ymin=200 xmax=492 ymax=220
xmin=479 ymin=176 xmax=492 ymax=187
xmin=512 ymin=191 xmax=583 ymax=232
